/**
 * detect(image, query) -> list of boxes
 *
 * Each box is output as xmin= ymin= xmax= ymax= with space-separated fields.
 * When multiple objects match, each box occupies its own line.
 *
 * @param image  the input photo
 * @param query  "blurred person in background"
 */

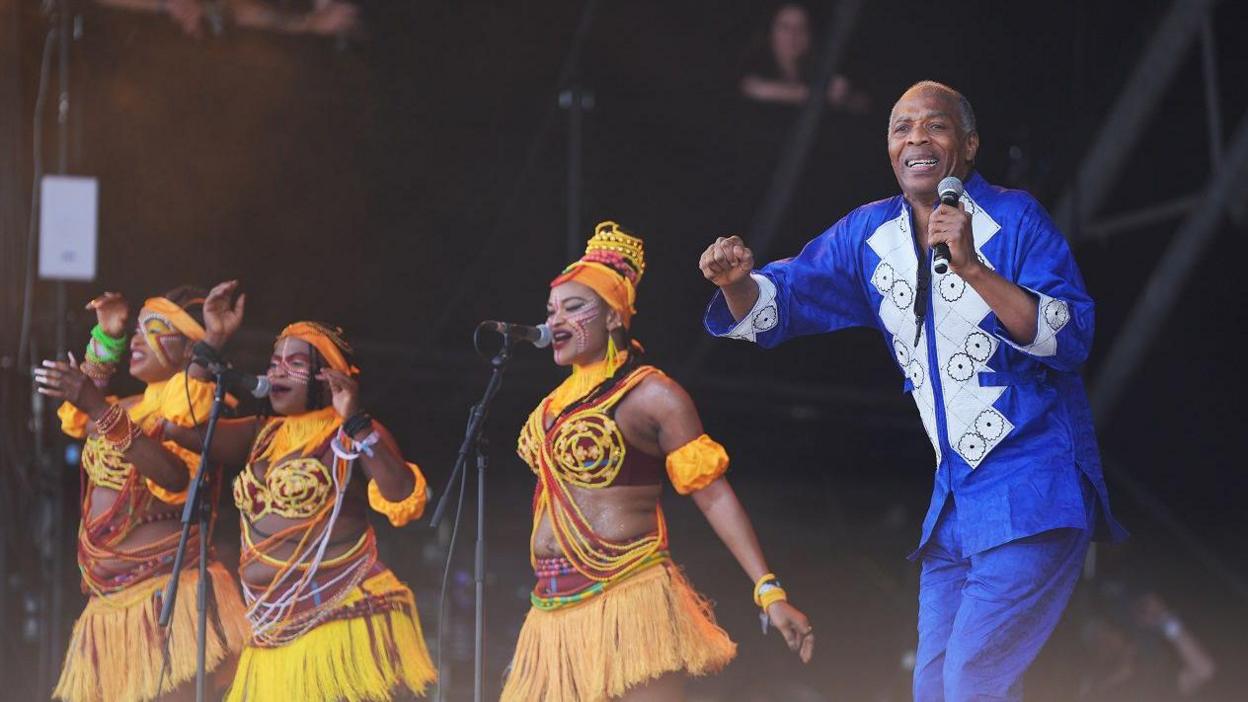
xmin=739 ymin=2 xmax=869 ymax=112
xmin=1077 ymin=583 xmax=1216 ymax=700
xmin=94 ymin=0 xmax=360 ymax=38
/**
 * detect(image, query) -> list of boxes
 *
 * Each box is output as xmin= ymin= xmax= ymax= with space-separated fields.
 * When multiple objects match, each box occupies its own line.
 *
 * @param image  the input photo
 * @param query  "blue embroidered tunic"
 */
xmin=705 ymin=172 xmax=1127 ymax=558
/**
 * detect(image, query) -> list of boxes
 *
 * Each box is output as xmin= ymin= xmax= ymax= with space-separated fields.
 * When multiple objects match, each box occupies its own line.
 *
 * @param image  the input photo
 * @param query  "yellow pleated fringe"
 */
xmin=53 ymin=561 xmax=248 ymax=702
xmin=501 ymin=561 xmax=737 ymax=702
xmin=225 ymin=570 xmax=436 ymax=702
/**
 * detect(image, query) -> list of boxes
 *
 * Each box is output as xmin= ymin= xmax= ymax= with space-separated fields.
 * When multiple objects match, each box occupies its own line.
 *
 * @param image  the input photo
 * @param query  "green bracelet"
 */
xmin=86 ymin=343 xmax=122 ymax=365
xmin=90 ymin=324 xmax=127 ymax=353
xmin=88 ymin=325 xmax=127 ymax=364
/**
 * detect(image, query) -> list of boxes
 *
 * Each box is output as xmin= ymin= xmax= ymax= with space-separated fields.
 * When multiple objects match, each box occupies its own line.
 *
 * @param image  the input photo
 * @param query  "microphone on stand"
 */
xmin=933 ymin=176 xmax=964 ymax=275
xmin=477 ymin=321 xmax=552 ymax=348
xmin=191 ymin=342 xmax=269 ymax=398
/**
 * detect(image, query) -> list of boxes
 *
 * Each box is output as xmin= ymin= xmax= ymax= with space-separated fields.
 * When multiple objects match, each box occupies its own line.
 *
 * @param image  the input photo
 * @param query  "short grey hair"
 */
xmin=890 ymin=80 xmax=977 ymax=134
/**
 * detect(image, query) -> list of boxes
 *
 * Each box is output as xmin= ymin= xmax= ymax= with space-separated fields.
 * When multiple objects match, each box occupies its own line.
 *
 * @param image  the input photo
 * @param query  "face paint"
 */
xmin=273 ymin=338 xmax=314 ymax=384
xmin=566 ymin=298 xmax=602 ymax=355
xmin=547 ymin=290 xmax=562 ymax=320
xmin=138 ymin=310 xmax=181 ymax=367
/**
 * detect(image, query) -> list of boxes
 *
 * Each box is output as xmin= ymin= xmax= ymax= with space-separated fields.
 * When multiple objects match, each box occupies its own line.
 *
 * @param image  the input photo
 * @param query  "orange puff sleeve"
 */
xmin=665 ymin=434 xmax=729 ymax=495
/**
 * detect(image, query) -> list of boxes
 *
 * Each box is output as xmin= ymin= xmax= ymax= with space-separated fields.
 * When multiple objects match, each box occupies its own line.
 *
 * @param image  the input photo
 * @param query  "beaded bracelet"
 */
xmin=94 ymin=403 xmax=126 ymax=436
xmin=80 ymin=359 xmax=117 ymax=382
xmin=106 ymin=421 xmax=143 ymax=454
xmin=95 ymin=404 xmax=141 ymax=453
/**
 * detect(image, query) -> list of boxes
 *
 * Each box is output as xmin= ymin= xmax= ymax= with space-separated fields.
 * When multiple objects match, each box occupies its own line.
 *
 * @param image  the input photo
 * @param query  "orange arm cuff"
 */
xmin=665 ymin=434 xmax=729 ymax=495
xmin=367 ymin=462 xmax=429 ymax=527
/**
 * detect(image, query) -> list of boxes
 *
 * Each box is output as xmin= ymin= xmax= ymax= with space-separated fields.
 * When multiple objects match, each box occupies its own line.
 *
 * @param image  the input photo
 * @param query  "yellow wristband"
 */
xmin=753 ymin=572 xmax=779 ymax=606
xmin=758 ymin=585 xmax=788 ymax=611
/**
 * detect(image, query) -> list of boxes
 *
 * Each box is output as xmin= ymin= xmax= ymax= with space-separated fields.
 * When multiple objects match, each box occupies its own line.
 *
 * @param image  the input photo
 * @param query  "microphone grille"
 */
xmin=253 ymin=376 xmax=271 ymax=399
xmin=938 ymin=176 xmax=964 ymax=199
xmin=534 ymin=324 xmax=553 ymax=349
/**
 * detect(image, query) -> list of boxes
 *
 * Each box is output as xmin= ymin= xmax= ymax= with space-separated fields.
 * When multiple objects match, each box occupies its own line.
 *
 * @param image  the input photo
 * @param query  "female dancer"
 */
xmin=501 ymin=222 xmax=814 ymax=702
xmin=36 ymin=284 xmax=248 ymax=702
xmin=162 ymin=281 xmax=436 ymax=701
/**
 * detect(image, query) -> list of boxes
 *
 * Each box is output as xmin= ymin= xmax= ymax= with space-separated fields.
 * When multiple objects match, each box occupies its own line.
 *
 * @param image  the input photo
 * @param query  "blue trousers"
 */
xmin=912 ymin=492 xmax=1092 ymax=701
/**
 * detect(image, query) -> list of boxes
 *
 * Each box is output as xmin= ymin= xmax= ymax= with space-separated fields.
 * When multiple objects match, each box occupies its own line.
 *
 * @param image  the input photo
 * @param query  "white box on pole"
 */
xmin=38 ymin=175 xmax=98 ymax=281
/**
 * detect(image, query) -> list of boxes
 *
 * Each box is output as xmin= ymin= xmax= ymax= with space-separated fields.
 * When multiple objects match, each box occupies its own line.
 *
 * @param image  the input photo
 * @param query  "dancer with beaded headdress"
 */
xmin=35 ymin=282 xmax=249 ymax=702
xmin=161 ymin=283 xmax=436 ymax=701
xmin=500 ymin=222 xmax=814 ymax=702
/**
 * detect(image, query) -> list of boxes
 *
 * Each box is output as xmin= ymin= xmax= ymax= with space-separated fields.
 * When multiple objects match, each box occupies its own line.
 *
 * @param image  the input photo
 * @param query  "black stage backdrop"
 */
xmin=3 ymin=1 xmax=1247 ymax=700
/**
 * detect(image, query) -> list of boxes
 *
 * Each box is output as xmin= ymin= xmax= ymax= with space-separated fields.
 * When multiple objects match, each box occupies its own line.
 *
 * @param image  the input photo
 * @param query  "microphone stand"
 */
xmin=158 ymin=370 xmax=228 ymax=702
xmin=429 ymin=335 xmax=512 ymax=702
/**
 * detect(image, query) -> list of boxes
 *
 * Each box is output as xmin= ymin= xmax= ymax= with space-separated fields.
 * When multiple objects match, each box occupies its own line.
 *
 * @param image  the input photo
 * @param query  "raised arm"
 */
xmin=188 ymin=279 xmax=246 ymax=382
xmin=699 ymin=235 xmax=760 ymax=321
xmin=640 ymin=375 xmax=814 ymax=662
xmin=159 ymin=278 xmax=260 ymax=467
xmin=81 ymin=291 xmax=130 ymax=392
xmin=701 ymin=218 xmax=875 ymax=348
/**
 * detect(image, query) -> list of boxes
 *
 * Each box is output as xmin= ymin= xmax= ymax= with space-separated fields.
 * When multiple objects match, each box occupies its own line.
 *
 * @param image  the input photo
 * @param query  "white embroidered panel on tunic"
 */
xmin=866 ymin=194 xmax=1014 ymax=469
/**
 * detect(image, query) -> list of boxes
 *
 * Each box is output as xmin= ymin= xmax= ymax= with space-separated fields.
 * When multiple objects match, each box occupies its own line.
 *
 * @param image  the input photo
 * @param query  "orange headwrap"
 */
xmin=141 ymin=297 xmax=206 ymax=342
xmin=278 ymin=321 xmax=359 ymax=375
xmin=550 ymin=221 xmax=646 ymax=328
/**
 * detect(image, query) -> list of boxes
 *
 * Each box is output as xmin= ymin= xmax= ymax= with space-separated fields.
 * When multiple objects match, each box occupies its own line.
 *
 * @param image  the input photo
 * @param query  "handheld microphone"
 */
xmin=191 ymin=342 xmax=270 ymax=399
xmin=477 ymin=321 xmax=552 ymax=348
xmin=933 ymin=176 xmax=964 ymax=275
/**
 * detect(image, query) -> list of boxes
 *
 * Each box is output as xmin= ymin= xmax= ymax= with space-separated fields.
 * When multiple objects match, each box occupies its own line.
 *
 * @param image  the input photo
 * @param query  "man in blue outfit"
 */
xmin=700 ymin=81 xmax=1127 ymax=701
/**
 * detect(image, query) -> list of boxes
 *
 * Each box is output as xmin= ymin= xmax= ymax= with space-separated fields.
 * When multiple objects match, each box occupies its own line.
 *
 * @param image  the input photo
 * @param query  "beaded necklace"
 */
xmin=523 ymin=365 xmax=668 ymax=584
xmin=77 ymin=390 xmax=215 ymax=598
xmin=237 ymin=410 xmax=377 ymax=647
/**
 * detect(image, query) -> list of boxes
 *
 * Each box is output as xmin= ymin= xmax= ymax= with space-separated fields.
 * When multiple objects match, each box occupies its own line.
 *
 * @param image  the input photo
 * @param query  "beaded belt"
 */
xmin=530 ymin=550 xmax=668 ymax=611
xmin=79 ymin=509 xmax=192 ymax=595
xmin=318 ymin=586 xmax=410 ymax=626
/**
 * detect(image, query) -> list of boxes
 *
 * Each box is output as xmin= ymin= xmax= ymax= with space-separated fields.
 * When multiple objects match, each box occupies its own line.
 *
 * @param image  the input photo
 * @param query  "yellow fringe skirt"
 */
xmin=53 ymin=561 xmax=249 ymax=702
xmin=225 ymin=570 xmax=436 ymax=702
xmin=501 ymin=560 xmax=737 ymax=702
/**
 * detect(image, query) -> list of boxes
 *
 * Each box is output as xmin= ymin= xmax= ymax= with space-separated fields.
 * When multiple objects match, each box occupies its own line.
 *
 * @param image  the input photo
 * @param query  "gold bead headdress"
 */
xmin=551 ymin=221 xmax=646 ymax=327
